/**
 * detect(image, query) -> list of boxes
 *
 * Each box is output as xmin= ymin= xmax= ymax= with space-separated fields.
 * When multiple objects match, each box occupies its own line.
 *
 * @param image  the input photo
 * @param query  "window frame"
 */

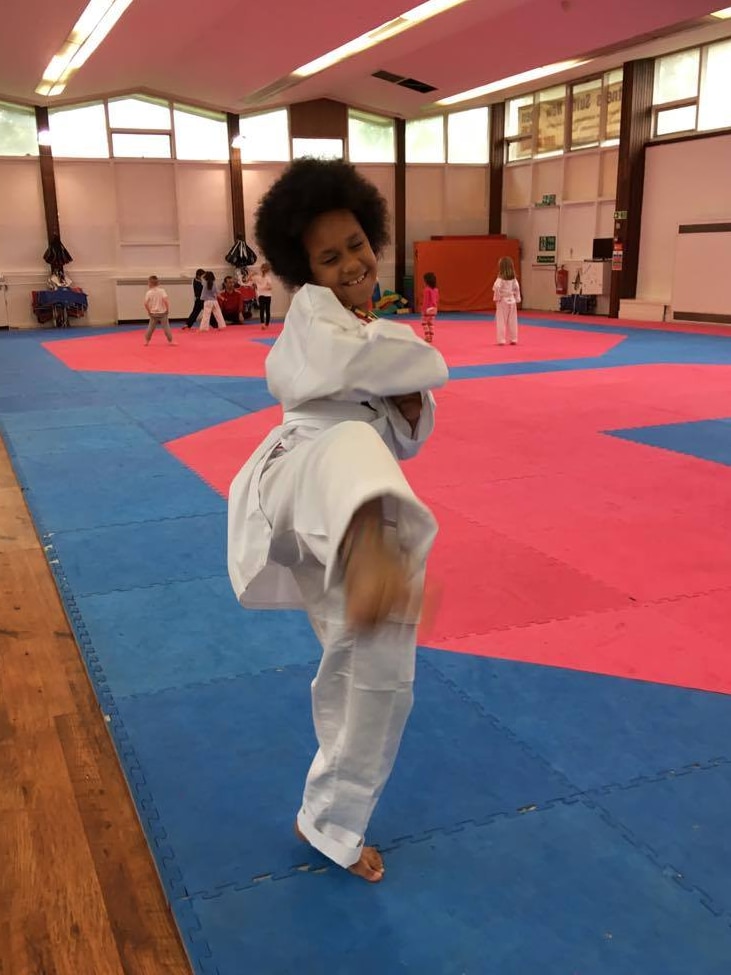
xmin=347 ymin=109 xmax=396 ymax=164
xmin=110 ymin=131 xmax=174 ymax=159
xmin=505 ymin=70 xmax=624 ymax=164
xmin=446 ymin=106 xmax=490 ymax=165
xmin=239 ymin=108 xmax=291 ymax=163
xmin=172 ymin=103 xmax=229 ymax=162
xmin=652 ymin=44 xmax=701 ymax=138
xmin=0 ymin=100 xmax=40 ymax=158
xmin=405 ymin=114 xmax=446 ymax=164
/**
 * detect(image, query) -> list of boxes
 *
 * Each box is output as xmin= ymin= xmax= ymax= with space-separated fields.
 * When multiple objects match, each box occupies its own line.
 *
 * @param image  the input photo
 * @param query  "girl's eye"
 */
xmin=350 ymin=239 xmax=364 ymax=250
xmin=322 ymin=255 xmax=338 ymax=265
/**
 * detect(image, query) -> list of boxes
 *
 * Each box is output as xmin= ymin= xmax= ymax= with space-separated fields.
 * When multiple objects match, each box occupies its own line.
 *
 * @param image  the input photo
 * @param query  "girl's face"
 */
xmin=304 ymin=209 xmax=377 ymax=310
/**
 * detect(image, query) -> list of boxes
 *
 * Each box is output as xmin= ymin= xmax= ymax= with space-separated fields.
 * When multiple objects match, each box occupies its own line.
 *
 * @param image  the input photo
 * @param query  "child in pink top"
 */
xmin=421 ymin=272 xmax=439 ymax=344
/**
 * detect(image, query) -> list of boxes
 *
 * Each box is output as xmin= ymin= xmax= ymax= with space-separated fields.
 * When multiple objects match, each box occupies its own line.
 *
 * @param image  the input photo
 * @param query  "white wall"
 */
xmin=357 ymin=164 xmax=396 ymax=292
xmin=0 ymin=158 xmax=49 ymax=327
xmin=503 ymin=149 xmax=618 ymax=312
xmin=406 ymin=165 xmax=490 ymax=282
xmin=637 ymin=133 xmax=731 ymax=311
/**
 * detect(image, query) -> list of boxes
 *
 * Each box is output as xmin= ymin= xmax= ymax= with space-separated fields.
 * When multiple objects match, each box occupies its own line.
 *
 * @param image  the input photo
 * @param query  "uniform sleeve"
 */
xmin=513 ymin=279 xmax=522 ymax=303
xmin=267 ymin=286 xmax=448 ymax=408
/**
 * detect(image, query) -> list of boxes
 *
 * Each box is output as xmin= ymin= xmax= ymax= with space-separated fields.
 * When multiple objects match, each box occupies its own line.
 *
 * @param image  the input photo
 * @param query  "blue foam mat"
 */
xmin=610 ymin=418 xmax=731 ymax=467
xmin=15 ymin=449 xmax=224 ymax=532
xmin=115 ymin=657 xmax=571 ymax=895
xmin=77 ymin=577 xmax=320 ymax=696
xmin=185 ymin=800 xmax=731 ymax=975
xmin=50 ymin=512 xmax=229 ymax=596
xmin=598 ymin=762 xmax=731 ymax=917
xmin=423 ymin=651 xmax=731 ymax=791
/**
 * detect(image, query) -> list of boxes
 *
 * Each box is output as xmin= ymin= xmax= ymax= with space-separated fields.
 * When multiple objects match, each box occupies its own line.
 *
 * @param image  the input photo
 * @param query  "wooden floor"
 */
xmin=0 ymin=438 xmax=190 ymax=975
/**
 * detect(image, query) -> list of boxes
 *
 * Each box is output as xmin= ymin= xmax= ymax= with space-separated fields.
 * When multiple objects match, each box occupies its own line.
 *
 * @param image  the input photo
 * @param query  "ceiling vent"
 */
xmin=372 ymin=70 xmax=437 ymax=94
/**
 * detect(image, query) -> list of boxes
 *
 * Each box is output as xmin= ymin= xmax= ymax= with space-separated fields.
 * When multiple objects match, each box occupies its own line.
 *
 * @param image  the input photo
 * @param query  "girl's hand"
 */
xmin=391 ymin=392 xmax=423 ymax=432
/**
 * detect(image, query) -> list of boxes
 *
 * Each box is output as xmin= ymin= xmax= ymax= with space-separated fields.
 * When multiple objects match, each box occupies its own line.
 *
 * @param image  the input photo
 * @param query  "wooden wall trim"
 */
xmin=289 ymin=99 xmax=348 ymax=140
xmin=34 ymin=106 xmax=60 ymax=244
xmin=609 ymin=58 xmax=654 ymax=318
xmin=488 ymin=102 xmax=505 ymax=236
xmin=226 ymin=113 xmax=246 ymax=240
xmin=395 ymin=118 xmax=406 ymax=296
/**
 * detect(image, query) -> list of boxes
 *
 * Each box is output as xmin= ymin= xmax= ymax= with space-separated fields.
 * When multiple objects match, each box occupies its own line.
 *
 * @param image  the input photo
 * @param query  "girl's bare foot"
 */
xmin=294 ymin=822 xmax=384 ymax=883
xmin=341 ymin=500 xmax=412 ymax=630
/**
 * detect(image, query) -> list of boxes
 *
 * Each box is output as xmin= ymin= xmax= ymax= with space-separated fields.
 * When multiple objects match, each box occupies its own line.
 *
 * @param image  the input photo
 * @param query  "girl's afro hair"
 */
xmin=254 ymin=157 xmax=390 ymax=290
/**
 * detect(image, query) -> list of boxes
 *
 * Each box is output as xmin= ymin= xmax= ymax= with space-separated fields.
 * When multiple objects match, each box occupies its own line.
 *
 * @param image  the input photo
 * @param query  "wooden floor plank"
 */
xmin=0 ymin=436 xmax=190 ymax=975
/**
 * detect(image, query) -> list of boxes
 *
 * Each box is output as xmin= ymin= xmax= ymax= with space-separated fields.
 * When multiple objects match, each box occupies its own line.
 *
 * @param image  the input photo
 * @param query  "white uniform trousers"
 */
xmin=495 ymin=300 xmax=518 ymax=344
xmin=258 ymin=420 xmax=435 ymax=868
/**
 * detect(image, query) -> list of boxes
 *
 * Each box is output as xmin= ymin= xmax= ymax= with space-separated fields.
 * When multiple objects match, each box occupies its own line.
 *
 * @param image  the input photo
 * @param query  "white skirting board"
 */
xmin=618 ymin=299 xmax=667 ymax=322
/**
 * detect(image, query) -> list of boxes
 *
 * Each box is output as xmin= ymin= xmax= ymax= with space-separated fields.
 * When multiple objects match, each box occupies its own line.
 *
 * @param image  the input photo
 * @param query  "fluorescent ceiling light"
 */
xmin=710 ymin=6 xmax=731 ymax=17
xmin=35 ymin=0 xmax=135 ymax=96
xmin=292 ymin=0 xmax=471 ymax=78
xmin=435 ymin=58 xmax=591 ymax=106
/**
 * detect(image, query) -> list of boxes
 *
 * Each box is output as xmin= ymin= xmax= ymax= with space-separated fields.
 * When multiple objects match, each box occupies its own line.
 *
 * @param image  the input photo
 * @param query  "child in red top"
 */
xmin=421 ymin=272 xmax=439 ymax=344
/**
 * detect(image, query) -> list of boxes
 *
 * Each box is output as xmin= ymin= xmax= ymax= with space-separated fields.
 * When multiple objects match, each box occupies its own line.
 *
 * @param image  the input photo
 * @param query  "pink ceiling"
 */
xmin=0 ymin=0 xmax=725 ymax=116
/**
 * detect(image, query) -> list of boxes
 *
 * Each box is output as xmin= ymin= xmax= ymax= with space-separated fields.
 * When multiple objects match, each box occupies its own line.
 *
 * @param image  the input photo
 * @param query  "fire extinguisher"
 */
xmin=555 ymin=265 xmax=569 ymax=295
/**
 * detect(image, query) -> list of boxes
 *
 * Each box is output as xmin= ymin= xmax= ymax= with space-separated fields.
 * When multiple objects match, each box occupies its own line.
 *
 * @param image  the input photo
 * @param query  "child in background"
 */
xmin=199 ymin=271 xmax=227 ymax=331
xmin=255 ymin=262 xmax=274 ymax=329
xmin=143 ymin=276 xmax=175 ymax=346
xmin=421 ymin=272 xmax=439 ymax=343
xmin=182 ymin=268 xmax=205 ymax=330
xmin=493 ymin=256 xmax=521 ymax=345
xmin=228 ymin=158 xmax=448 ymax=884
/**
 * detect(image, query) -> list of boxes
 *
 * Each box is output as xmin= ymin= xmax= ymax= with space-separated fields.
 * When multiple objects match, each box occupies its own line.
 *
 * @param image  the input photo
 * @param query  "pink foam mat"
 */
xmin=166 ymin=361 xmax=731 ymax=694
xmin=44 ymin=320 xmax=625 ymax=375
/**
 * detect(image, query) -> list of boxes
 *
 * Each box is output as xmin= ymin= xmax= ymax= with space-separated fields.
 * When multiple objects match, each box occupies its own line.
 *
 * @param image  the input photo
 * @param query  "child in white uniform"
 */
xmin=228 ymin=159 xmax=448 ymax=883
xmin=493 ymin=256 xmax=521 ymax=345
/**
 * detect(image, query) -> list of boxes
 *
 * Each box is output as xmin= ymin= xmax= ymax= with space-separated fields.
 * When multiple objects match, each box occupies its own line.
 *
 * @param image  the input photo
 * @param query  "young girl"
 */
xmin=255 ymin=262 xmax=274 ymax=329
xmin=199 ymin=271 xmax=227 ymax=331
xmin=493 ymin=256 xmax=521 ymax=345
xmin=182 ymin=268 xmax=205 ymax=330
xmin=421 ymin=272 xmax=439 ymax=343
xmin=228 ymin=159 xmax=448 ymax=883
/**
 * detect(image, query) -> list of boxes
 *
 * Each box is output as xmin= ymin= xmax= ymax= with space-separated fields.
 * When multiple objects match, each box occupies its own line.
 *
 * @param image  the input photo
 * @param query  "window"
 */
xmin=536 ymin=86 xmax=565 ymax=156
xmin=292 ymin=138 xmax=343 ymax=160
xmin=108 ymin=95 xmax=172 ymax=158
xmin=174 ymin=105 xmax=228 ymax=161
xmin=49 ymin=103 xmax=109 ymax=158
xmin=348 ymin=110 xmax=395 ymax=163
xmin=108 ymin=96 xmax=171 ymax=130
xmin=111 ymin=132 xmax=171 ymax=158
xmin=569 ymin=70 xmax=623 ymax=151
xmin=447 ymin=107 xmax=488 ymax=163
xmin=0 ymin=101 xmax=38 ymax=156
xmin=603 ymin=68 xmax=623 ymax=144
xmin=698 ymin=38 xmax=731 ymax=131
xmin=654 ymin=48 xmax=701 ymax=105
xmin=505 ymin=94 xmax=533 ymax=162
xmin=508 ymin=70 xmax=623 ymax=162
xmin=239 ymin=110 xmax=290 ymax=162
xmin=571 ymin=79 xmax=602 ymax=149
xmin=655 ymin=104 xmax=697 ymax=136
xmin=405 ymin=116 xmax=445 ymax=163
xmin=652 ymin=40 xmax=731 ymax=137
